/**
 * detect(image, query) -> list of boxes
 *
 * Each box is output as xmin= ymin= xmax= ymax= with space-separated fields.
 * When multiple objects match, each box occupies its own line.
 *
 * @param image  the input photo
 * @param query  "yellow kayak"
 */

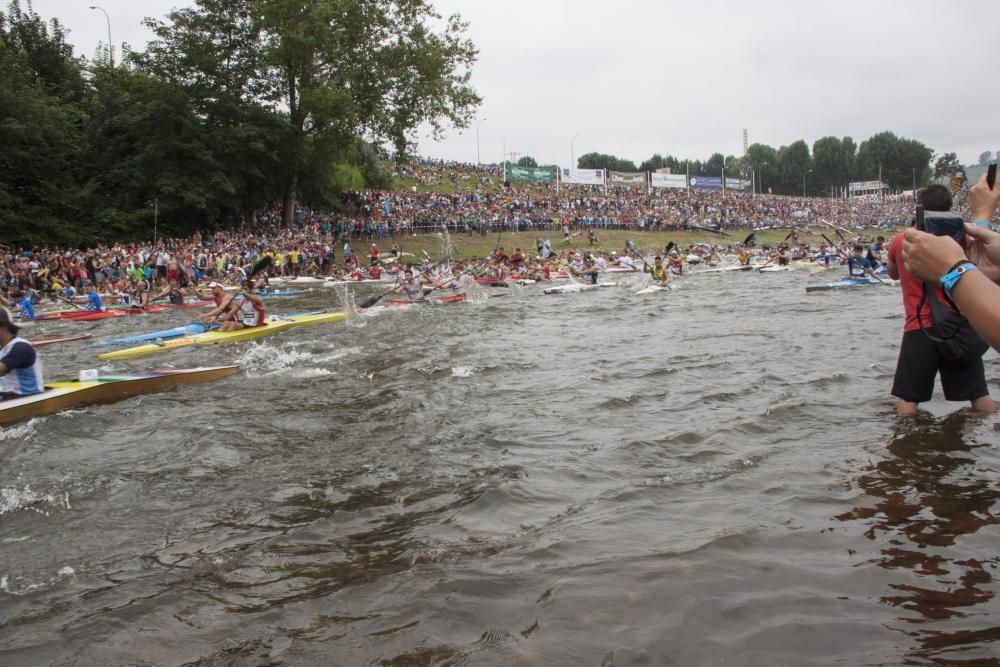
xmin=0 ymin=366 xmax=239 ymax=426
xmin=97 ymin=312 xmax=347 ymax=361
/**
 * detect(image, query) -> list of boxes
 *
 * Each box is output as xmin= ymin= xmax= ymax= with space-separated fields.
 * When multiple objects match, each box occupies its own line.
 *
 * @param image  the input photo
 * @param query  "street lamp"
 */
xmin=476 ymin=118 xmax=487 ymax=165
xmin=89 ymin=6 xmax=112 ymax=67
xmin=802 ymin=169 xmax=813 ymax=198
xmin=571 ymin=133 xmax=581 ymax=168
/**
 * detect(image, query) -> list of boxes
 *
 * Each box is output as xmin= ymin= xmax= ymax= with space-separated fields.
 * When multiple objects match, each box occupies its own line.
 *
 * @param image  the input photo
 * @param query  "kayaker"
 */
xmin=153 ymin=279 xmax=185 ymax=305
xmin=84 ymin=283 xmax=103 ymax=311
xmin=643 ymin=256 xmax=671 ymax=287
xmin=668 ymin=251 xmax=684 ymax=275
xmin=391 ymin=269 xmax=428 ymax=302
xmin=217 ymin=281 xmax=266 ymax=331
xmin=846 ymin=245 xmax=871 ymax=279
xmin=0 ymin=308 xmax=44 ymax=400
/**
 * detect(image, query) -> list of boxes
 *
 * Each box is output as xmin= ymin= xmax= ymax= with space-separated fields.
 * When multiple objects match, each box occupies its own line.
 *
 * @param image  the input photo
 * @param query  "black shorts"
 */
xmin=891 ymin=329 xmax=989 ymax=403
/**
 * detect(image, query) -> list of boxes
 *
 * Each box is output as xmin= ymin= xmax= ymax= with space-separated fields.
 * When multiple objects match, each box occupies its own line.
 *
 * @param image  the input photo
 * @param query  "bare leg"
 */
xmin=896 ymin=400 xmax=918 ymax=417
xmin=971 ymin=395 xmax=997 ymax=413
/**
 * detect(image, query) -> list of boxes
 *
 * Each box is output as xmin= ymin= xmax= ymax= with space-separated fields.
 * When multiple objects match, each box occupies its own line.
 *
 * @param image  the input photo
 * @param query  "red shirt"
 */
xmin=887 ymin=233 xmax=947 ymax=333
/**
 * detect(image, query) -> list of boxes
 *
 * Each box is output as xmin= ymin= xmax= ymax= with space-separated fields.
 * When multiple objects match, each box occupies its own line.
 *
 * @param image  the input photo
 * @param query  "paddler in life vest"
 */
xmin=845 ymin=245 xmax=871 ymax=279
xmin=217 ymin=281 xmax=266 ymax=331
xmin=153 ymin=279 xmax=185 ymax=305
xmin=737 ymin=246 xmax=751 ymax=266
xmin=643 ymin=256 xmax=671 ymax=287
xmin=0 ymin=307 xmax=44 ymax=400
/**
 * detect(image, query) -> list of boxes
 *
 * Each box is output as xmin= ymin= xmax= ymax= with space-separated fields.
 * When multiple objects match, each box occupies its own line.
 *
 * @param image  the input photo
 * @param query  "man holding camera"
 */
xmin=903 ymin=173 xmax=1000 ymax=354
xmin=886 ymin=183 xmax=996 ymax=416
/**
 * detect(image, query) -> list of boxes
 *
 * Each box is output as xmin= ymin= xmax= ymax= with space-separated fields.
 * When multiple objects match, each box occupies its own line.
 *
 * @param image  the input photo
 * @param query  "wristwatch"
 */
xmin=940 ymin=261 xmax=977 ymax=298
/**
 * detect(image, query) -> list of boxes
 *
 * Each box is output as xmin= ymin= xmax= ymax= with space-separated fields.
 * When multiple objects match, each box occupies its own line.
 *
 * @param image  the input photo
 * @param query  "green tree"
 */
xmin=775 ymin=140 xmax=811 ymax=195
xmin=143 ymin=0 xmax=480 ymax=225
xmin=0 ymin=1 xmax=91 ymax=244
xmin=577 ymin=152 xmax=637 ymax=172
xmin=517 ymin=155 xmax=537 ymax=167
xmin=933 ymin=152 xmax=963 ymax=178
xmin=978 ymin=151 xmax=993 ymax=166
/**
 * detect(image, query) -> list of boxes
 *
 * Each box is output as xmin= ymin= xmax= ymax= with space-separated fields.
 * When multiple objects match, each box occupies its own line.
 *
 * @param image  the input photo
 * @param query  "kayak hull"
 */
xmin=543 ymin=283 xmax=617 ymax=295
xmin=805 ymin=278 xmax=891 ymax=292
xmin=97 ymin=312 xmax=346 ymax=361
xmin=0 ymin=366 xmax=239 ymax=426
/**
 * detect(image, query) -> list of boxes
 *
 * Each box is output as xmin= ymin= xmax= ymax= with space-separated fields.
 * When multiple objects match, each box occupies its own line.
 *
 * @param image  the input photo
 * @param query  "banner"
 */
xmin=689 ymin=176 xmax=722 ymax=190
xmin=505 ymin=164 xmax=556 ymax=182
xmin=608 ymin=171 xmax=646 ymax=186
xmin=650 ymin=173 xmax=686 ymax=189
xmin=724 ymin=177 xmax=750 ymax=191
xmin=848 ymin=180 xmax=884 ymax=195
xmin=560 ymin=167 xmax=606 ymax=185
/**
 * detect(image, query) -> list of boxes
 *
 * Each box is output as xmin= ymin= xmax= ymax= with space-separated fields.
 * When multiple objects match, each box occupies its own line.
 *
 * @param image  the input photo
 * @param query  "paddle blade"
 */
xmin=665 ymin=241 xmax=675 ymax=255
xmin=625 ymin=239 xmax=641 ymax=257
xmin=248 ymin=255 xmax=273 ymax=279
xmin=742 ymin=233 xmax=756 ymax=246
xmin=359 ymin=293 xmax=384 ymax=309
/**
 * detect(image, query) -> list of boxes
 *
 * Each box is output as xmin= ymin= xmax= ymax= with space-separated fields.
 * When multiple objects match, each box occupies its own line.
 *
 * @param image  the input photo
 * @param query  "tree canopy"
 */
xmin=0 ymin=0 xmax=479 ymax=244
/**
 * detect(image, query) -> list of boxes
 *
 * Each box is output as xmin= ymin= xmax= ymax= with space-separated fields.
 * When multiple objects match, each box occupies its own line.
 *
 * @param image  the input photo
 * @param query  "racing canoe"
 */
xmin=635 ymin=284 xmax=671 ymax=294
xmin=97 ymin=312 xmax=346 ymax=361
xmin=805 ymin=277 xmax=893 ymax=292
xmin=0 ymin=366 xmax=239 ymax=426
xmin=543 ymin=282 xmax=618 ymax=295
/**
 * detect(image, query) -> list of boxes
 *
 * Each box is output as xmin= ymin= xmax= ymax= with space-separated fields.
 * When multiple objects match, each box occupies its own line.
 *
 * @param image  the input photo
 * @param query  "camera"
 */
xmin=915 ymin=205 xmax=966 ymax=249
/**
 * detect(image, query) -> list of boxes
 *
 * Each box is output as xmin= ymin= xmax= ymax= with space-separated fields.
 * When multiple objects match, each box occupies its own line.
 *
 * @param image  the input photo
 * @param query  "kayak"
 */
xmin=699 ymin=265 xmax=753 ymax=274
xmin=272 ymin=276 xmax=325 ymax=285
xmin=259 ymin=289 xmax=308 ymax=298
xmin=98 ymin=322 xmax=217 ymax=347
xmin=475 ymin=278 xmax=537 ymax=287
xmin=384 ymin=294 xmax=466 ymax=307
xmin=758 ymin=265 xmax=793 ymax=272
xmin=606 ymin=267 xmax=639 ymax=273
xmin=0 ymin=366 xmax=239 ymax=427
xmin=805 ymin=277 xmax=894 ymax=292
xmin=97 ymin=311 xmax=346 ymax=361
xmin=325 ymin=278 xmax=391 ymax=285
xmin=48 ymin=301 xmax=214 ymax=322
xmin=29 ymin=335 xmax=93 ymax=348
xmin=543 ymin=282 xmax=618 ymax=295
xmin=636 ymin=284 xmax=671 ymax=294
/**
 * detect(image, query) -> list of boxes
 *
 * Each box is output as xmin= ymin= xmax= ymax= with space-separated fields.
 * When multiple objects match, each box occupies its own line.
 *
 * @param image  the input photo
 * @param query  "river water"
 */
xmin=2 ymin=269 xmax=1000 ymax=666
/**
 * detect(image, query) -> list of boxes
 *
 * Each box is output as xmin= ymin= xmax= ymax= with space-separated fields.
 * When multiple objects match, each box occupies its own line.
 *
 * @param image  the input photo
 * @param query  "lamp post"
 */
xmin=476 ymin=118 xmax=487 ymax=165
xmin=912 ymin=167 xmax=917 ymax=195
xmin=89 ymin=6 xmax=112 ymax=67
xmin=571 ymin=133 xmax=581 ymax=168
xmin=755 ymin=163 xmax=768 ymax=195
xmin=802 ymin=169 xmax=813 ymax=198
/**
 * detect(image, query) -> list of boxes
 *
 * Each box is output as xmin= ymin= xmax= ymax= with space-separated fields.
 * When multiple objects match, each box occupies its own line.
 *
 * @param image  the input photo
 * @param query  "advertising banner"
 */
xmin=560 ymin=167 xmax=606 ymax=185
xmin=505 ymin=164 xmax=556 ymax=182
xmin=689 ymin=176 xmax=722 ymax=190
xmin=608 ymin=171 xmax=646 ymax=185
xmin=848 ymin=180 xmax=884 ymax=195
xmin=650 ymin=173 xmax=687 ymax=189
xmin=724 ymin=178 xmax=750 ymax=191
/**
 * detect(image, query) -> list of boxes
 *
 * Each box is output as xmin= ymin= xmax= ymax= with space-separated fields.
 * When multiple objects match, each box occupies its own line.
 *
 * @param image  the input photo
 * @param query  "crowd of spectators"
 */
xmin=0 ymin=158 xmax=976 ymax=302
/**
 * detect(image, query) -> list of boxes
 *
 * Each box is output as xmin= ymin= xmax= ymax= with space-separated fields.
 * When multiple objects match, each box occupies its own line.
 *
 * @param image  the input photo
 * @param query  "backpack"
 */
xmin=917 ymin=282 xmax=989 ymax=364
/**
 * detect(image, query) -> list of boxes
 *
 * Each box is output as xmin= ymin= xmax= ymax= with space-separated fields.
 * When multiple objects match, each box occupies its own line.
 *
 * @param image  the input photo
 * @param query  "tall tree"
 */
xmin=978 ymin=151 xmax=994 ymax=166
xmin=516 ymin=155 xmax=537 ymax=167
xmin=933 ymin=152 xmax=963 ymax=178
xmin=143 ymin=0 xmax=480 ymax=225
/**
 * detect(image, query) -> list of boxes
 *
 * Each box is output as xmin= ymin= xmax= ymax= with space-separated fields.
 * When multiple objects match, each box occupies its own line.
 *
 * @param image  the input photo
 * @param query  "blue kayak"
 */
xmin=805 ymin=277 xmax=885 ymax=292
xmin=96 ymin=322 xmax=215 ymax=347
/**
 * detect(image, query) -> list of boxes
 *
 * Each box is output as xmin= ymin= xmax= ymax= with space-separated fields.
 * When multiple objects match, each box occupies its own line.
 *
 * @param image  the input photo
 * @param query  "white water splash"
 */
xmin=451 ymin=366 xmax=477 ymax=378
xmin=0 ymin=421 xmax=37 ymax=441
xmin=0 ymin=485 xmax=71 ymax=516
xmin=332 ymin=284 xmax=365 ymax=328
xmin=238 ymin=343 xmax=323 ymax=378
xmin=461 ymin=275 xmax=487 ymax=303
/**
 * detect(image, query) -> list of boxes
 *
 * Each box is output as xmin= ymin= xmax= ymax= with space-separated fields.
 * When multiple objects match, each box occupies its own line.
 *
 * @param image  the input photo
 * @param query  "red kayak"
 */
xmin=56 ymin=301 xmax=213 ymax=322
xmin=384 ymin=294 xmax=466 ymax=307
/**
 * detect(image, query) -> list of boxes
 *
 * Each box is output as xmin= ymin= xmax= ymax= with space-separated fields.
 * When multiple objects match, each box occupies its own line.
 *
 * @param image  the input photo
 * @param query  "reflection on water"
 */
xmin=838 ymin=412 xmax=1000 ymax=664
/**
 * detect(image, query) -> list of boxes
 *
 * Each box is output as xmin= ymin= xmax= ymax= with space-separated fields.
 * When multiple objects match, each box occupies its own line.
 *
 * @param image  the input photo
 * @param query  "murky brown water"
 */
xmin=2 ymin=269 xmax=999 ymax=665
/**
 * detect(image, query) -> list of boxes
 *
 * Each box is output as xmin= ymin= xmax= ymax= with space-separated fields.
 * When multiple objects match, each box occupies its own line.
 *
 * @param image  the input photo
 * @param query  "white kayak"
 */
xmin=758 ymin=265 xmax=793 ymax=272
xmin=325 ymin=278 xmax=391 ymax=286
xmin=700 ymin=265 xmax=753 ymax=274
xmin=635 ymin=284 xmax=671 ymax=294
xmin=543 ymin=282 xmax=618 ymax=295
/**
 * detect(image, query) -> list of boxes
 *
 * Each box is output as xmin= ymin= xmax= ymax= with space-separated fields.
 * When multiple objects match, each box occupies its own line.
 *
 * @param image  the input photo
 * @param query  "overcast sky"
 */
xmin=30 ymin=0 xmax=1000 ymax=170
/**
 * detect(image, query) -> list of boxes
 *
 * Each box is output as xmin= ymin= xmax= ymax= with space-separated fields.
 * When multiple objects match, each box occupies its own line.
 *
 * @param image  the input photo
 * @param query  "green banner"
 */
xmin=505 ymin=164 xmax=556 ymax=182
